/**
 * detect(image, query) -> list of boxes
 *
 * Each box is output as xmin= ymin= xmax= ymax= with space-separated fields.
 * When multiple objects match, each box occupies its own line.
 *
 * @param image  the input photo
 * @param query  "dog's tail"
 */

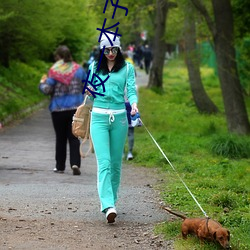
xmin=162 ymin=206 xmax=187 ymax=220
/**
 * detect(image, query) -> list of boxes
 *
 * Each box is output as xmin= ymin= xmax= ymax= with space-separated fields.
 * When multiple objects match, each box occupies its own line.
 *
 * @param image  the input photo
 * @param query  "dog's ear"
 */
xmin=213 ymin=231 xmax=217 ymax=240
xmin=227 ymin=230 xmax=230 ymax=240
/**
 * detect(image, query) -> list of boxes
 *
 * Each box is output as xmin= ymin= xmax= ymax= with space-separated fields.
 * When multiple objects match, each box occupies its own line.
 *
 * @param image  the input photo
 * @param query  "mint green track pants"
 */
xmin=90 ymin=111 xmax=128 ymax=212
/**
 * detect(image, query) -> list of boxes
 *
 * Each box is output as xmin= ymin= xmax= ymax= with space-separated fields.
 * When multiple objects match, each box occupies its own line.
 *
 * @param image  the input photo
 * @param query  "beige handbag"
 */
xmin=72 ymin=95 xmax=93 ymax=158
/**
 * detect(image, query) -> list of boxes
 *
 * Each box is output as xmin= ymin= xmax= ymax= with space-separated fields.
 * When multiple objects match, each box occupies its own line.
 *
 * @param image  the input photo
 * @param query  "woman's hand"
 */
xmin=85 ymin=87 xmax=94 ymax=96
xmin=131 ymin=103 xmax=138 ymax=116
xmin=40 ymin=74 xmax=47 ymax=83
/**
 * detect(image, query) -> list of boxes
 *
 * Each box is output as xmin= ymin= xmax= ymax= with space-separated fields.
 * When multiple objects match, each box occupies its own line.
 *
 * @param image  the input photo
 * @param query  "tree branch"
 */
xmin=190 ymin=0 xmax=216 ymax=37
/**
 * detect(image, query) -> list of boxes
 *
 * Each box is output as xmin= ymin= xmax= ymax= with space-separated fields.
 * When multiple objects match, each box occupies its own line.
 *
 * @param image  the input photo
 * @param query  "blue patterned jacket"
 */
xmin=39 ymin=67 xmax=87 ymax=112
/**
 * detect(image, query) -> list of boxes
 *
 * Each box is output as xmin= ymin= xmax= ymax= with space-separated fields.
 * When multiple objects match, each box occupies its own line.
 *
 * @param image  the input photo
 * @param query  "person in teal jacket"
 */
xmin=85 ymin=33 xmax=138 ymax=223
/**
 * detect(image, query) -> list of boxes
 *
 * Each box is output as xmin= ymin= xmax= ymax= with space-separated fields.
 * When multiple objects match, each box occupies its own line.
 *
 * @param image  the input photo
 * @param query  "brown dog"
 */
xmin=163 ymin=207 xmax=231 ymax=249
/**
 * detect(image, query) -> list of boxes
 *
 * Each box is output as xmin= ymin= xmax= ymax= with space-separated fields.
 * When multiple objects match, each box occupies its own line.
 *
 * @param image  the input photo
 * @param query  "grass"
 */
xmin=129 ymin=58 xmax=250 ymax=250
xmin=0 ymin=60 xmax=50 ymax=123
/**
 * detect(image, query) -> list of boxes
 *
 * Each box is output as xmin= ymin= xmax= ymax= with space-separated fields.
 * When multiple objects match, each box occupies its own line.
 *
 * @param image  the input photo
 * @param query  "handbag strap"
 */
xmin=79 ymin=137 xmax=93 ymax=158
xmin=83 ymin=92 xmax=88 ymax=105
xmin=79 ymin=110 xmax=93 ymax=158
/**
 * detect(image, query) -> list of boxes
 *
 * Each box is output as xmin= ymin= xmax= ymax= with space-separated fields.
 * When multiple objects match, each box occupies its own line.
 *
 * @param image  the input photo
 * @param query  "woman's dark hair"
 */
xmin=95 ymin=48 xmax=126 ymax=74
xmin=54 ymin=45 xmax=73 ymax=63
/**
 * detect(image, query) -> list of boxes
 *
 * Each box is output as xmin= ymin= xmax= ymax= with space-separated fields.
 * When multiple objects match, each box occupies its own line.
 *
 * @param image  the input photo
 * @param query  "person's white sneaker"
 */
xmin=72 ymin=165 xmax=81 ymax=175
xmin=53 ymin=168 xmax=64 ymax=173
xmin=105 ymin=207 xmax=117 ymax=223
xmin=127 ymin=152 xmax=133 ymax=160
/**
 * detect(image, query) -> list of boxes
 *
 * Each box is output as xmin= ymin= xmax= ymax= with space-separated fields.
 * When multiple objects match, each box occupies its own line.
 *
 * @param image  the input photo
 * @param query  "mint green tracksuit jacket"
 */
xmin=88 ymin=62 xmax=138 ymax=212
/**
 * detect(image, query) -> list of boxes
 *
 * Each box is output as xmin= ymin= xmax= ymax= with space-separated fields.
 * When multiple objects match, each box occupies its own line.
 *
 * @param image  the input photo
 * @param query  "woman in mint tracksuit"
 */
xmin=86 ymin=34 xmax=138 ymax=223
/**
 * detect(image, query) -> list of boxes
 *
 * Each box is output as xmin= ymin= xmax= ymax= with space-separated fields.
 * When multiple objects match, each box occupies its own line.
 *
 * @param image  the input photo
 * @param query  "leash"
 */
xmin=139 ymin=118 xmax=209 ymax=218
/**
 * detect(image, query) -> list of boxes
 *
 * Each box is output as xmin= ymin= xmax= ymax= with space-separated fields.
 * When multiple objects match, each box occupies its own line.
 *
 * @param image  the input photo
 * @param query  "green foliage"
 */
xmin=0 ymin=0 xmax=97 ymax=66
xmin=129 ymin=58 xmax=250 ymax=249
xmin=165 ymin=3 xmax=184 ymax=44
xmin=165 ymin=0 xmax=213 ymax=45
xmin=0 ymin=60 xmax=49 ymax=122
xmin=236 ymin=37 xmax=250 ymax=95
xmin=232 ymin=0 xmax=250 ymax=39
xmin=89 ymin=0 xmax=166 ymax=49
xmin=233 ymin=0 xmax=250 ymax=101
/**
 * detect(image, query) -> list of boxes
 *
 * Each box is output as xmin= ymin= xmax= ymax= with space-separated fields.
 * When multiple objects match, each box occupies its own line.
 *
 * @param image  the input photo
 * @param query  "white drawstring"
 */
xmin=109 ymin=112 xmax=115 ymax=124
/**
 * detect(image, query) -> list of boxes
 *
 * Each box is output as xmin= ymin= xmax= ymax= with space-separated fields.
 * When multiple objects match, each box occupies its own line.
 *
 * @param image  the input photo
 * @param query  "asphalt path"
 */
xmin=0 ymin=69 xmax=172 ymax=249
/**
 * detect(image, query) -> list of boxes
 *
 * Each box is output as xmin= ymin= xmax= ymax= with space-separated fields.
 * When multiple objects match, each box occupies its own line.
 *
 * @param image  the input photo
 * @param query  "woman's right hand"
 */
xmin=40 ymin=74 xmax=47 ymax=83
xmin=131 ymin=103 xmax=138 ymax=116
xmin=85 ymin=87 xmax=94 ymax=96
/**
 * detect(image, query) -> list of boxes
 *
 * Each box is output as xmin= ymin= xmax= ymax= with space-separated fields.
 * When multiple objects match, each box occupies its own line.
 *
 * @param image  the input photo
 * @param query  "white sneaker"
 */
xmin=53 ymin=168 xmax=64 ymax=173
xmin=72 ymin=165 xmax=81 ymax=175
xmin=127 ymin=152 xmax=133 ymax=160
xmin=105 ymin=207 xmax=117 ymax=223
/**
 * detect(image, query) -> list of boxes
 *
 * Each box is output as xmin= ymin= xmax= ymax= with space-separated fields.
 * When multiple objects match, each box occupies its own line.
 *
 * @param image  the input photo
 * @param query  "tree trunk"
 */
xmin=212 ymin=0 xmax=250 ymax=134
xmin=148 ymin=0 xmax=168 ymax=89
xmin=184 ymin=4 xmax=218 ymax=114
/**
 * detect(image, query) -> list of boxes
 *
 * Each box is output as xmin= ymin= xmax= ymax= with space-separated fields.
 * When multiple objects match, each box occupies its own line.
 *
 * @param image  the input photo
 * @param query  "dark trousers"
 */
xmin=144 ymin=59 xmax=151 ymax=74
xmin=127 ymin=127 xmax=134 ymax=152
xmin=51 ymin=110 xmax=80 ymax=171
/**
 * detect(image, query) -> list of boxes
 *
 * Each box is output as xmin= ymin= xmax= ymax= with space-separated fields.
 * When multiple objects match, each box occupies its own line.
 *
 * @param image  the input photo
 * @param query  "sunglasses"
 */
xmin=103 ymin=47 xmax=119 ymax=55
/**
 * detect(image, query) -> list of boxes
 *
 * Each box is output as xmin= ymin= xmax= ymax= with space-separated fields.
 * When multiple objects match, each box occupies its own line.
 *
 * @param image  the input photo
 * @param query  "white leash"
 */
xmin=139 ymin=118 xmax=209 ymax=218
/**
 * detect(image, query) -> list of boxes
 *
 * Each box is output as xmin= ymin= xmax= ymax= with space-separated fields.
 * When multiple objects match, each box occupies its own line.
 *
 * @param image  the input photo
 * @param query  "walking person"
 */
xmin=86 ymin=34 xmax=138 ymax=223
xmin=143 ymin=44 xmax=152 ymax=74
xmin=39 ymin=45 xmax=86 ymax=175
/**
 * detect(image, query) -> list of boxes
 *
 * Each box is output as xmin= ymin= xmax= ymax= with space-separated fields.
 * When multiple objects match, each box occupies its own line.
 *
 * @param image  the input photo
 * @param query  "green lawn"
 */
xmin=129 ymin=59 xmax=250 ymax=250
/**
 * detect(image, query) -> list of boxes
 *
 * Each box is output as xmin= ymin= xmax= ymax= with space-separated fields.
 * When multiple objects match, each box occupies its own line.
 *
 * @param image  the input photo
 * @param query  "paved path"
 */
xmin=135 ymin=68 xmax=149 ymax=88
xmin=0 ymin=71 xmax=173 ymax=249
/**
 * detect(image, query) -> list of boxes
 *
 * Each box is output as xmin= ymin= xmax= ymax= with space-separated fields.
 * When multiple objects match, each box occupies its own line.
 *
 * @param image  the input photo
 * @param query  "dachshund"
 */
xmin=162 ymin=207 xmax=231 ymax=249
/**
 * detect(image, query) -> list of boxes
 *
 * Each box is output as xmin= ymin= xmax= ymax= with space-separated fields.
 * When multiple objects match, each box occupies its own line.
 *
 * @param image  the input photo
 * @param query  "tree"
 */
xmin=191 ymin=0 xmax=250 ymax=134
xmin=148 ymin=0 xmax=177 ymax=89
xmin=90 ymin=0 xmax=156 ymax=49
xmin=184 ymin=1 xmax=218 ymax=114
xmin=0 ymin=0 xmax=97 ymax=66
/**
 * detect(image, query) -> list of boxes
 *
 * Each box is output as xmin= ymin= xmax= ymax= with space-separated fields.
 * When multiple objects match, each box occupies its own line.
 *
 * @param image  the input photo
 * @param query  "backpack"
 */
xmin=72 ymin=95 xmax=93 ymax=158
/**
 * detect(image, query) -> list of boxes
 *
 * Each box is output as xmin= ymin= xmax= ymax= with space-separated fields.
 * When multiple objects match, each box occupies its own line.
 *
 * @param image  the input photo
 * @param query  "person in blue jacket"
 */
xmin=39 ymin=45 xmax=86 ymax=175
xmin=85 ymin=33 xmax=138 ymax=223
